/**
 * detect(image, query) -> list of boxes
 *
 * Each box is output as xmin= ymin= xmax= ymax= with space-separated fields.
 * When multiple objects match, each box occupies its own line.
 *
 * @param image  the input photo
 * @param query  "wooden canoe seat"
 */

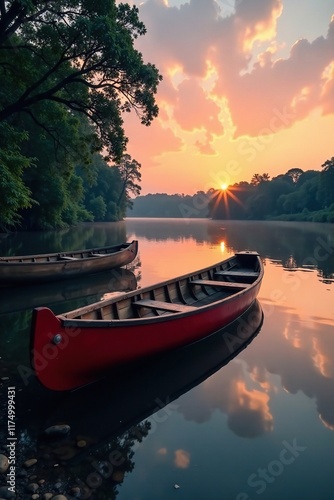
xmin=190 ymin=279 xmax=249 ymax=290
xmin=59 ymin=256 xmax=78 ymax=261
xmin=90 ymin=253 xmax=104 ymax=257
xmin=134 ymin=299 xmax=196 ymax=313
xmin=215 ymin=270 xmax=258 ymax=278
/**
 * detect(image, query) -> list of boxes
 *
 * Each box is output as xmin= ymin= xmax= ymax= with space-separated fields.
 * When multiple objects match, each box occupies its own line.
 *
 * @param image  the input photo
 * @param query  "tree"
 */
xmin=318 ymin=157 xmax=334 ymax=208
xmin=250 ymin=173 xmax=270 ymax=186
xmin=0 ymin=1 xmax=162 ymax=162
xmin=285 ymin=168 xmax=304 ymax=184
xmin=116 ymin=154 xmax=141 ymax=211
xmin=0 ymin=123 xmax=33 ymax=229
xmin=0 ymin=1 xmax=161 ymax=229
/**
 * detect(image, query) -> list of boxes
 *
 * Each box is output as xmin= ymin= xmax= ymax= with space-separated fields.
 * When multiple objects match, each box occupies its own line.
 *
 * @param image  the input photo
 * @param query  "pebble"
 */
xmin=43 ymin=425 xmax=71 ymax=437
xmin=43 ymin=494 xmax=53 ymax=500
xmin=32 ymin=495 xmax=40 ymax=500
xmin=51 ymin=496 xmax=68 ymax=500
xmin=24 ymin=458 xmax=38 ymax=468
xmin=26 ymin=483 xmax=39 ymax=493
xmin=0 ymin=486 xmax=15 ymax=499
xmin=69 ymin=487 xmax=80 ymax=498
xmin=0 ymin=454 xmax=9 ymax=473
xmin=0 ymin=377 xmax=9 ymax=381
xmin=76 ymin=440 xmax=86 ymax=448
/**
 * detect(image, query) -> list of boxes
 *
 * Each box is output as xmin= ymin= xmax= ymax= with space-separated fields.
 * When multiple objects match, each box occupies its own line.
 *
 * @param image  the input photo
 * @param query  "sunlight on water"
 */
xmin=0 ymin=219 xmax=334 ymax=499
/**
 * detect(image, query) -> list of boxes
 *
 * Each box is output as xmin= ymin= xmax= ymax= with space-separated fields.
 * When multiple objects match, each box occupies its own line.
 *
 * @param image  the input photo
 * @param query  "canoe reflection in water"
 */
xmin=0 ymin=268 xmax=137 ymax=315
xmin=37 ymin=300 xmax=263 ymax=497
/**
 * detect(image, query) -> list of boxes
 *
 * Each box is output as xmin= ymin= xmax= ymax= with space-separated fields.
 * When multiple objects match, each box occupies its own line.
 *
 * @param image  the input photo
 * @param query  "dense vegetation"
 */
xmin=129 ymin=163 xmax=334 ymax=223
xmin=0 ymin=0 xmax=161 ymax=231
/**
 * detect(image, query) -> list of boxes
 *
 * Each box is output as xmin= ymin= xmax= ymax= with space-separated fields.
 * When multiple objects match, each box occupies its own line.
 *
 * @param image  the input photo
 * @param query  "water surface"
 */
xmin=0 ymin=219 xmax=333 ymax=499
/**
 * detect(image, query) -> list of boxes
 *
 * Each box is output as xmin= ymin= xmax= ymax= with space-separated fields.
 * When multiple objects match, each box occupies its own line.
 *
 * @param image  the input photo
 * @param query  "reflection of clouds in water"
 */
xmin=227 ymin=380 xmax=273 ymax=438
xmin=176 ymin=302 xmax=334 ymax=436
xmin=311 ymin=335 xmax=334 ymax=379
xmin=245 ymin=305 xmax=334 ymax=431
xmin=177 ymin=362 xmax=273 ymax=438
xmin=319 ymin=415 xmax=334 ymax=431
xmin=227 ymin=408 xmax=270 ymax=438
xmin=174 ymin=449 xmax=190 ymax=469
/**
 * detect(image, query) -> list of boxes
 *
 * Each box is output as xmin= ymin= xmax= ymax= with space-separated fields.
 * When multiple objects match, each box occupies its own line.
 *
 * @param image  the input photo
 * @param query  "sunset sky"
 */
xmin=121 ymin=0 xmax=334 ymax=195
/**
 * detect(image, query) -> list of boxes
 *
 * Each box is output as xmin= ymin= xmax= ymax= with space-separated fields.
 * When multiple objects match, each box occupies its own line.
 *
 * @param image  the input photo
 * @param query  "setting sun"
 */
xmin=221 ymin=183 xmax=229 ymax=191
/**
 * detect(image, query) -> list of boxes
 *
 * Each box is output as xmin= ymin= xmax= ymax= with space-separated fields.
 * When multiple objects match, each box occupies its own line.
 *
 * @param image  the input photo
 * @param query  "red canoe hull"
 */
xmin=31 ymin=251 xmax=264 ymax=391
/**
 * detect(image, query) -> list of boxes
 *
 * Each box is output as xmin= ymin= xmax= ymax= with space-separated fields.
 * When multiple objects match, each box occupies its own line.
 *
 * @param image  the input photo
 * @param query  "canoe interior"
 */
xmin=62 ymin=251 xmax=262 ymax=322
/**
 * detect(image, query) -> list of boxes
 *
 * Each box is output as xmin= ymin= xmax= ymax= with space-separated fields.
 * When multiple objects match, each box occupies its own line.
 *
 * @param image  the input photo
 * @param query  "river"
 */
xmin=0 ymin=218 xmax=334 ymax=499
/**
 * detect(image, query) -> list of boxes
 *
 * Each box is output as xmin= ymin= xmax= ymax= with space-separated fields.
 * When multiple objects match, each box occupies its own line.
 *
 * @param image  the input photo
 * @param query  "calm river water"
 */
xmin=0 ymin=218 xmax=334 ymax=500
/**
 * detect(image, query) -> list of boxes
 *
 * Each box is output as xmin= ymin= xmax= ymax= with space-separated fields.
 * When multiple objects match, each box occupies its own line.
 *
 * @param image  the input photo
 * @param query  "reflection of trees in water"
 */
xmin=34 ymin=421 xmax=151 ymax=499
xmin=284 ymin=255 xmax=297 ymax=269
xmin=0 ymin=310 xmax=32 ymax=367
xmin=0 ymin=221 xmax=128 ymax=256
xmin=317 ymin=267 xmax=334 ymax=283
xmin=206 ymin=221 xmax=334 ymax=278
xmin=0 ymin=403 xmax=150 ymax=500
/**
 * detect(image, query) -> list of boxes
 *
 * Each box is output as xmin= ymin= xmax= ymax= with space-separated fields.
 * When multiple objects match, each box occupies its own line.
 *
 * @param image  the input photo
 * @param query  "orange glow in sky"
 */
xmin=121 ymin=1 xmax=334 ymax=194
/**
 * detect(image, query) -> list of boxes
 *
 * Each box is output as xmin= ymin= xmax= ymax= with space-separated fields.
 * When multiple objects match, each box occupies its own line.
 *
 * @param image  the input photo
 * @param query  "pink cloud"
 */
xmin=132 ymin=0 xmax=334 ymax=140
xmin=124 ymin=113 xmax=183 ymax=167
xmin=174 ymin=78 xmax=223 ymax=135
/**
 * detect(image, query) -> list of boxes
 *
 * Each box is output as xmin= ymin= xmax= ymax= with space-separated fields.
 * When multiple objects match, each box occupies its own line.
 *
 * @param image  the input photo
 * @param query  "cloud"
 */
xmin=120 ymin=0 xmax=334 ymax=193
xmin=132 ymin=0 xmax=334 ymax=141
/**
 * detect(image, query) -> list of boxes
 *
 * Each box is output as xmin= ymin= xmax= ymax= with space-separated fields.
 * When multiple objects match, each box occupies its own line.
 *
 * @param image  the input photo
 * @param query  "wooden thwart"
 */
xmin=190 ymin=279 xmax=249 ymax=290
xmin=215 ymin=270 xmax=258 ymax=278
xmin=134 ymin=299 xmax=196 ymax=313
xmin=59 ymin=256 xmax=78 ymax=261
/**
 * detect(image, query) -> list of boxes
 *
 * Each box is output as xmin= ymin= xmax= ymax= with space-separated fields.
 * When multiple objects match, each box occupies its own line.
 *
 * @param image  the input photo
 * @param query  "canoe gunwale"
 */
xmin=0 ymin=241 xmax=137 ymax=265
xmin=59 ymin=252 xmax=263 ymax=325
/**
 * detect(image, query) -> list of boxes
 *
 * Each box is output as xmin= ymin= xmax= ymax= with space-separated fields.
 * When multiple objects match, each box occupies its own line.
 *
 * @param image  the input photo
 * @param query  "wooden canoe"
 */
xmin=31 ymin=250 xmax=264 ymax=391
xmin=0 ymin=240 xmax=138 ymax=284
xmin=41 ymin=300 xmax=263 ymax=463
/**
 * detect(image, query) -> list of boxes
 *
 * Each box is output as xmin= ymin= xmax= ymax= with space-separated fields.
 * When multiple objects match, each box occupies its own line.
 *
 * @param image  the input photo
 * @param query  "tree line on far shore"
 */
xmin=129 ymin=161 xmax=334 ymax=223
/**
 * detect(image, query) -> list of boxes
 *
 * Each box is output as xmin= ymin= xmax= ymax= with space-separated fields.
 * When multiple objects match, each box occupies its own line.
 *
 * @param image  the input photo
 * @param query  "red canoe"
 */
xmin=31 ymin=250 xmax=264 ymax=391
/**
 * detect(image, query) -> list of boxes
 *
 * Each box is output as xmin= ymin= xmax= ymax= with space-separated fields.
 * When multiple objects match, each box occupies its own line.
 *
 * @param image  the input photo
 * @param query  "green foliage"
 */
xmin=0 ymin=123 xmax=33 ymax=229
xmin=116 ymin=154 xmax=141 ymax=211
xmin=105 ymin=159 xmax=334 ymax=224
xmin=129 ymin=192 xmax=211 ymax=218
xmin=318 ymin=157 xmax=334 ymax=208
xmin=0 ymin=0 xmax=161 ymax=230
xmin=81 ymin=153 xmax=129 ymax=222
xmin=0 ymin=1 xmax=162 ymax=162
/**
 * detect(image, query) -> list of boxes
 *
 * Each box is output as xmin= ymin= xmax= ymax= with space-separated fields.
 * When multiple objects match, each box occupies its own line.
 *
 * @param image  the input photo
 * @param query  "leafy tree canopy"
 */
xmin=0 ymin=0 xmax=162 ymax=162
xmin=0 ymin=0 xmax=162 ymax=229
